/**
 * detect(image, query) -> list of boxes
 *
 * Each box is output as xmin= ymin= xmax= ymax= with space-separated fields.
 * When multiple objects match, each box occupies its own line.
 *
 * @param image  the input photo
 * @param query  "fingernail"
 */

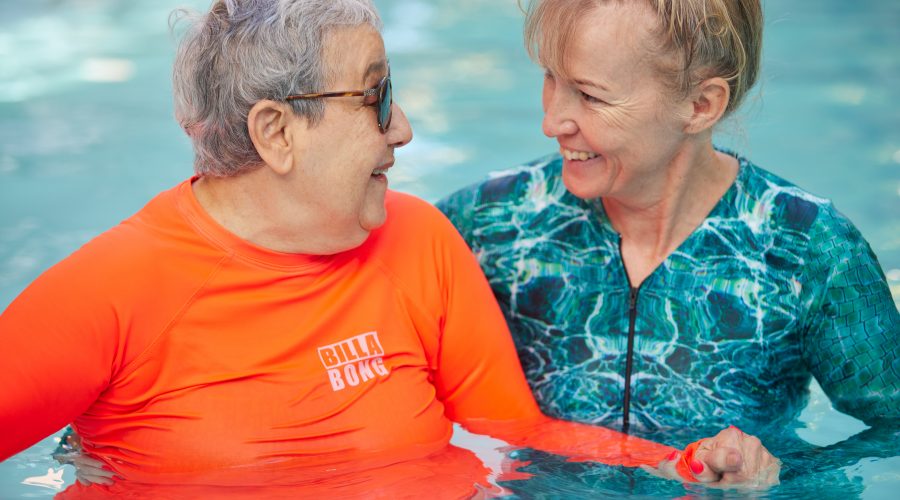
xmin=666 ymin=450 xmax=678 ymax=461
xmin=690 ymin=459 xmax=705 ymax=475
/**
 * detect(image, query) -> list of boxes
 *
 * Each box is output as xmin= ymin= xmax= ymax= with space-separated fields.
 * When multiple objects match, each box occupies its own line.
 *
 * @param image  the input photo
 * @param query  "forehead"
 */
xmin=549 ymin=2 xmax=659 ymax=82
xmin=323 ymin=24 xmax=387 ymax=85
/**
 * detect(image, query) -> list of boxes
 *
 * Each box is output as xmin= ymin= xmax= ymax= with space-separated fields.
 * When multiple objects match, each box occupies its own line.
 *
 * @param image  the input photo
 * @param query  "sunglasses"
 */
xmin=284 ymin=73 xmax=392 ymax=133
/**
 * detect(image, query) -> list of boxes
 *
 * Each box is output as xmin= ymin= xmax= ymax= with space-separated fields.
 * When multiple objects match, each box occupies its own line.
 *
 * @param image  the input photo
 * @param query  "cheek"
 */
xmin=584 ymin=106 xmax=664 ymax=156
xmin=591 ymin=101 xmax=646 ymax=134
xmin=642 ymin=93 xmax=688 ymax=135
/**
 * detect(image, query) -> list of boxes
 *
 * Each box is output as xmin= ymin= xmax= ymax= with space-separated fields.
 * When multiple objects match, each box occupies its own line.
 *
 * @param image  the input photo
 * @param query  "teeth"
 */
xmin=562 ymin=148 xmax=598 ymax=161
xmin=372 ymin=168 xmax=387 ymax=176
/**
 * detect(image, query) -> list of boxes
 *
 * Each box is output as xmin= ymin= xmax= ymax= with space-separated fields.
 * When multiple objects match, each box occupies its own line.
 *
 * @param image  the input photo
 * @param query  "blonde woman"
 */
xmin=440 ymin=0 xmax=898 ymax=485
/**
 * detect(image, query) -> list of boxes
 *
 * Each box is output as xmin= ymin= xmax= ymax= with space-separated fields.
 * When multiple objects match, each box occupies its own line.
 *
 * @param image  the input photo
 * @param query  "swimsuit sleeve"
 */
xmin=428 ymin=206 xmax=541 ymax=422
xmin=0 ymin=254 xmax=117 ymax=460
xmin=800 ymin=208 xmax=900 ymax=424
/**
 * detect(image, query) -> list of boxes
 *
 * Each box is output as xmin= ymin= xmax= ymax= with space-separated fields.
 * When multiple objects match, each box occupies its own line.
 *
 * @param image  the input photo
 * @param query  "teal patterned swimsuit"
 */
xmin=437 ymin=152 xmax=899 ymax=434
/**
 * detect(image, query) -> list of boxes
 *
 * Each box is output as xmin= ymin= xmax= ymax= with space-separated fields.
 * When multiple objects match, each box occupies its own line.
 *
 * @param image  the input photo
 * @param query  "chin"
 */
xmin=359 ymin=207 xmax=387 ymax=233
xmin=562 ymin=170 xmax=608 ymax=200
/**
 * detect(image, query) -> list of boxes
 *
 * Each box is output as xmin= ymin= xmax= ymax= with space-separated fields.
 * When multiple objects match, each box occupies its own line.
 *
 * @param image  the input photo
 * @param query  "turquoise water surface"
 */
xmin=1 ymin=0 xmax=898 ymax=497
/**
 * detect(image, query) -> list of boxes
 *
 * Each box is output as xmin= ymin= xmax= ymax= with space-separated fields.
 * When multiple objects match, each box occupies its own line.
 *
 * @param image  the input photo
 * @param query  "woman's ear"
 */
xmin=247 ymin=100 xmax=300 ymax=175
xmin=684 ymin=77 xmax=730 ymax=134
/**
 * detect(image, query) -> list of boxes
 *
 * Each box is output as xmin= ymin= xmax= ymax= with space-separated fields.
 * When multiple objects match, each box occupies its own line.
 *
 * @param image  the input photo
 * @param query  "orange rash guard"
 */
xmin=0 ymin=180 xmax=677 ymax=494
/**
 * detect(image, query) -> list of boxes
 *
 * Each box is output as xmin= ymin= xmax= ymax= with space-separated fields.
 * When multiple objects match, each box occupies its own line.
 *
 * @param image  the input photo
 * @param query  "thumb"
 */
xmin=689 ymin=446 xmax=744 ymax=483
xmin=703 ymin=446 xmax=744 ymax=474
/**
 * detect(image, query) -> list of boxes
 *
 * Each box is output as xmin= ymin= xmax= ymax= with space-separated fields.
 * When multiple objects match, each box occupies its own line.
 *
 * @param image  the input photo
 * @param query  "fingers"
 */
xmin=702 ymin=446 xmax=744 ymax=474
xmin=72 ymin=455 xmax=108 ymax=470
xmin=75 ymin=466 xmax=116 ymax=486
xmin=55 ymin=431 xmax=120 ymax=487
xmin=71 ymin=455 xmax=118 ymax=486
xmin=76 ymin=475 xmax=114 ymax=486
xmin=687 ymin=441 xmax=727 ymax=484
xmin=52 ymin=452 xmax=78 ymax=466
xmin=658 ymin=427 xmax=781 ymax=490
xmin=653 ymin=450 xmax=682 ymax=480
xmin=693 ymin=426 xmax=743 ymax=477
xmin=689 ymin=426 xmax=780 ymax=489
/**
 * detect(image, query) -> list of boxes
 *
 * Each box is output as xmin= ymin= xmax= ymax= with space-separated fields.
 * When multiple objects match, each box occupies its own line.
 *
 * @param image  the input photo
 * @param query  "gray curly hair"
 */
xmin=171 ymin=0 xmax=382 ymax=177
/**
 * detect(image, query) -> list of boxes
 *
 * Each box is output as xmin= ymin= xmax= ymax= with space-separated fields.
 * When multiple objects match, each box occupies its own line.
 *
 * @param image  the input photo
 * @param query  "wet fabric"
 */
xmin=437 ymin=151 xmax=900 ymax=433
xmin=0 ymin=180 xmax=677 ymax=495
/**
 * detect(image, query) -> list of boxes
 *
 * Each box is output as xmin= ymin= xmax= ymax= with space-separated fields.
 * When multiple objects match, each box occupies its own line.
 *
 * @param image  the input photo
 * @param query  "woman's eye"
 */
xmin=580 ymin=91 xmax=605 ymax=104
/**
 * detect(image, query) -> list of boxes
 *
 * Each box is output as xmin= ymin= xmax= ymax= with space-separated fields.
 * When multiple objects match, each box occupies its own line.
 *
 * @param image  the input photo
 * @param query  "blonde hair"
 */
xmin=524 ymin=0 xmax=762 ymax=117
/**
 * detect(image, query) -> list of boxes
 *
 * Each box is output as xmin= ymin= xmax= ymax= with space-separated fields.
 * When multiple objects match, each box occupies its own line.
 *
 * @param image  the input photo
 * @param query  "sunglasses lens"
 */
xmin=379 ymin=77 xmax=392 ymax=132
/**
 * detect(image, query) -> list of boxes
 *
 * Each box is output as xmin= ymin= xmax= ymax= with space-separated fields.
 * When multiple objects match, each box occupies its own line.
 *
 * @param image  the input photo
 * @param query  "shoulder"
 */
xmin=63 ymin=183 xmax=202 ymax=278
xmin=26 ymin=181 xmax=225 ymax=311
xmin=39 ymin=189 xmax=175 ymax=285
xmin=729 ymin=155 xmax=860 ymax=243
xmin=732 ymin=154 xmax=883 ymax=287
xmin=0 ymin=181 xmax=216 ymax=371
xmin=435 ymin=154 xmax=577 ymax=245
xmin=364 ymin=191 xmax=481 ymax=307
xmin=368 ymin=191 xmax=466 ymax=266
xmin=383 ymin=190 xmax=457 ymax=237
xmin=437 ymin=154 xmax=564 ymax=215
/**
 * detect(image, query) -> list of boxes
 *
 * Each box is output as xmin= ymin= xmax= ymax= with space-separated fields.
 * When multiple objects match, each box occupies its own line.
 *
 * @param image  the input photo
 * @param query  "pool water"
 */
xmin=1 ymin=0 xmax=898 ymax=497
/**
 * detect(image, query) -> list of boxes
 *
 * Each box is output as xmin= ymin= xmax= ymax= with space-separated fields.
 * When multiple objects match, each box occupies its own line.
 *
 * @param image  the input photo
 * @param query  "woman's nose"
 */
xmin=387 ymin=103 xmax=413 ymax=148
xmin=542 ymin=82 xmax=578 ymax=138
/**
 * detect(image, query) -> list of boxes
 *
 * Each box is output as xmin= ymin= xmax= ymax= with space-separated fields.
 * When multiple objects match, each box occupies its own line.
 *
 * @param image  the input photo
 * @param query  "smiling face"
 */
xmin=540 ymin=2 xmax=693 ymax=201
xmin=288 ymin=24 xmax=412 ymax=250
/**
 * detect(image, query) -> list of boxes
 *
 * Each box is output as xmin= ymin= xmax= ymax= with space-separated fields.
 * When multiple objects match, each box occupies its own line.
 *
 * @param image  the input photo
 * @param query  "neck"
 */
xmin=603 ymin=139 xmax=738 ymax=274
xmin=192 ymin=168 xmax=363 ymax=255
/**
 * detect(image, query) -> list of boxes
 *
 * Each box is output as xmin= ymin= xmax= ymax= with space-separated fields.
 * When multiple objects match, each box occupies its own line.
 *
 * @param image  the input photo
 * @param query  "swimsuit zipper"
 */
xmin=622 ymin=285 xmax=639 ymax=433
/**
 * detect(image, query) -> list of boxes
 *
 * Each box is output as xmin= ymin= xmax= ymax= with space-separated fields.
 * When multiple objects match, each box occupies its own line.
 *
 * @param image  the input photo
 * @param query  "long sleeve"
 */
xmin=800 ymin=206 xmax=900 ymax=424
xmin=774 ymin=208 xmax=900 ymax=479
xmin=0 ymin=254 xmax=118 ymax=460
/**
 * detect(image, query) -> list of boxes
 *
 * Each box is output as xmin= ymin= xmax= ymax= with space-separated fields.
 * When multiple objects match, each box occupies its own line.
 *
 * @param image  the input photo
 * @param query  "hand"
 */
xmin=52 ymin=429 xmax=117 ymax=486
xmin=656 ymin=426 xmax=781 ymax=489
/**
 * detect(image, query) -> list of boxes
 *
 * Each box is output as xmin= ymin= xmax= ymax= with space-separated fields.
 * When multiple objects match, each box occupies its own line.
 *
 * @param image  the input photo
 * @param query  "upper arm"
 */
xmin=801 ymin=212 xmax=900 ymax=423
xmin=426 ymin=208 xmax=542 ymax=423
xmin=0 ymin=256 xmax=118 ymax=459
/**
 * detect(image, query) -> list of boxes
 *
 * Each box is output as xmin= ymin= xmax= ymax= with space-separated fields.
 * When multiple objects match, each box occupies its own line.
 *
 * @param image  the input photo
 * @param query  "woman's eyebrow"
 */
xmin=362 ymin=59 xmax=388 ymax=84
xmin=571 ymin=77 xmax=610 ymax=92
